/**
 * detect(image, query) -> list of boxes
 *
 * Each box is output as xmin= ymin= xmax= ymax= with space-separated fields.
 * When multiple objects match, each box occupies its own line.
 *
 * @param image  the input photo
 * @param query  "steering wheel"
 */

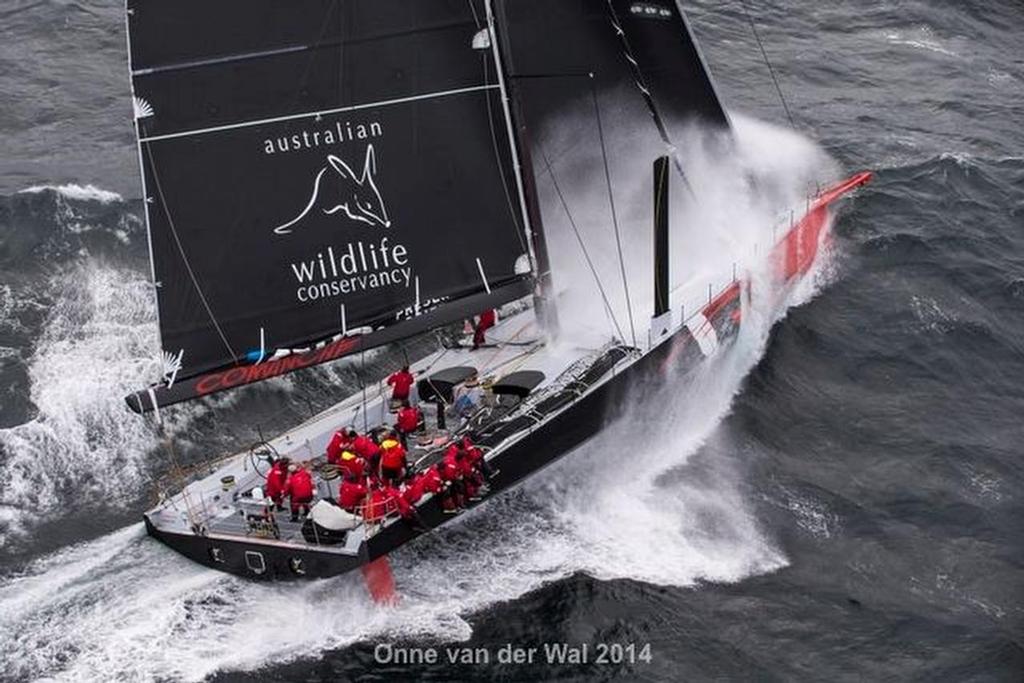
xmin=248 ymin=440 xmax=280 ymax=479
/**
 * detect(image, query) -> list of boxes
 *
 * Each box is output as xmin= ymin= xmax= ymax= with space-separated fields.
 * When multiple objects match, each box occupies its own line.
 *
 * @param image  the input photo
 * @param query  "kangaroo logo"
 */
xmin=273 ymin=145 xmax=390 ymax=235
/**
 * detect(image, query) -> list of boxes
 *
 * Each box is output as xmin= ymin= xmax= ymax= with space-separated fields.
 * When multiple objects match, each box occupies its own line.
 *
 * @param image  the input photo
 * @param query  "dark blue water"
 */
xmin=1 ymin=1 xmax=1022 ymax=680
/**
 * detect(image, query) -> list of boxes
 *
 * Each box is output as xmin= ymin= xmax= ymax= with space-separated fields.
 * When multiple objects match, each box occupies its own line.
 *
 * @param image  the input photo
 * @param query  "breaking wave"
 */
xmin=17 ymin=183 xmax=124 ymax=204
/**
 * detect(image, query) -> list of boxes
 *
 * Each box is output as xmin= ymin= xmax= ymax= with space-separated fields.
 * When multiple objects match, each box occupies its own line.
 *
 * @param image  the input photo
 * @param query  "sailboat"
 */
xmin=124 ymin=0 xmax=870 ymax=582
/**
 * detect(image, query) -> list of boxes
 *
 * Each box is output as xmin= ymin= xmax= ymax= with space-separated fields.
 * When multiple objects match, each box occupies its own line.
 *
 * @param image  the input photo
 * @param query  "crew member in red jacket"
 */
xmin=439 ymin=445 xmax=465 ymax=511
xmin=337 ymin=473 xmax=368 ymax=513
xmin=284 ymin=464 xmax=315 ymax=522
xmin=404 ymin=464 xmax=444 ymax=507
xmin=325 ymin=428 xmax=356 ymax=464
xmin=379 ymin=436 xmax=407 ymax=484
xmin=337 ymin=450 xmax=365 ymax=480
xmin=352 ymin=432 xmax=382 ymax=472
xmin=472 ymin=309 xmax=496 ymax=349
xmin=455 ymin=446 xmax=481 ymax=500
xmin=386 ymin=366 xmax=415 ymax=403
xmin=363 ymin=486 xmax=409 ymax=522
xmin=461 ymin=435 xmax=492 ymax=481
xmin=264 ymin=457 xmax=290 ymax=511
xmin=394 ymin=401 xmax=422 ymax=448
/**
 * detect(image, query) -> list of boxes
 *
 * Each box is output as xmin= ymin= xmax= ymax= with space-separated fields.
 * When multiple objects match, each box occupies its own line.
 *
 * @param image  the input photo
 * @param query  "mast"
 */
xmin=485 ymin=0 xmax=557 ymax=333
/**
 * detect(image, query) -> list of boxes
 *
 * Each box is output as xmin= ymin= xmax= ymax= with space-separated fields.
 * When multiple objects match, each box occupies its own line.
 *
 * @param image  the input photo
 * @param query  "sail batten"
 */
xmin=137 ymin=85 xmax=502 ymax=144
xmin=126 ymin=0 xmax=532 ymax=394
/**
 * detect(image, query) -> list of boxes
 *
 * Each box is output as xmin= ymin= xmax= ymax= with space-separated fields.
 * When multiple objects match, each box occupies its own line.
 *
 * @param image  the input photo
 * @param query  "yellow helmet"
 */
xmin=381 ymin=439 xmax=399 ymax=449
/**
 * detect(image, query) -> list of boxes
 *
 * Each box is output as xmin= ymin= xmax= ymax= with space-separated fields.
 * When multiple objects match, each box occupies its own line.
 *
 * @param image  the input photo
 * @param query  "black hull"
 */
xmin=145 ymin=294 xmax=733 ymax=581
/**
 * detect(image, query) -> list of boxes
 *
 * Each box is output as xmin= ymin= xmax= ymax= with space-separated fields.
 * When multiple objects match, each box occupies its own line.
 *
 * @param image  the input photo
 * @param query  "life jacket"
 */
xmin=285 ymin=468 xmax=314 ymax=501
xmin=396 ymin=406 xmax=420 ymax=433
xmin=325 ymin=430 xmax=353 ymax=464
xmin=265 ymin=462 xmax=288 ymax=499
xmin=380 ymin=440 xmax=407 ymax=471
xmin=338 ymin=479 xmax=368 ymax=511
xmin=352 ymin=435 xmax=380 ymax=460
xmin=387 ymin=370 xmax=415 ymax=399
xmin=337 ymin=450 xmax=364 ymax=479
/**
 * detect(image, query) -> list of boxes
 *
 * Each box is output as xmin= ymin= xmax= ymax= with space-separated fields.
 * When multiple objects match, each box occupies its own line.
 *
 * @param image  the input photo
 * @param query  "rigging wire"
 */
xmin=737 ymin=0 xmax=796 ymax=128
xmin=538 ymin=147 xmax=626 ymax=343
xmin=589 ymin=79 xmax=638 ymax=348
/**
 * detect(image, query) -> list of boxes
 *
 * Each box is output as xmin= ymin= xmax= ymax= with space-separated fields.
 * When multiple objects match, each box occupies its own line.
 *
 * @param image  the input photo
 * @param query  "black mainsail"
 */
xmin=126 ymin=1 xmax=535 ymax=412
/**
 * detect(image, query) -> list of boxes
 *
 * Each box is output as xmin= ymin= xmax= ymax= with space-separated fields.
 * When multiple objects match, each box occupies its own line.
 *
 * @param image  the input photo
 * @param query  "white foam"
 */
xmin=18 ymin=183 xmax=124 ymax=204
xmin=0 ymin=262 xmax=163 ymax=548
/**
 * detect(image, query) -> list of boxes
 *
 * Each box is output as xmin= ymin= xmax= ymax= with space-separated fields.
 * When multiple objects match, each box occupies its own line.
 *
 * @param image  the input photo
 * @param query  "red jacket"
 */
xmin=457 ymin=452 xmax=475 ymax=479
xmin=387 ymin=370 xmax=415 ymax=400
xmin=461 ymin=438 xmax=483 ymax=467
xmin=337 ymin=450 xmax=365 ymax=479
xmin=364 ymin=487 xmax=408 ymax=520
xmin=439 ymin=451 xmax=462 ymax=482
xmin=419 ymin=466 xmax=444 ymax=494
xmin=338 ymin=479 xmax=368 ymax=511
xmin=380 ymin=441 xmax=407 ymax=471
xmin=285 ymin=468 xmax=314 ymax=501
xmin=478 ymin=309 xmax=496 ymax=332
xmin=265 ymin=462 xmax=288 ymax=500
xmin=395 ymin=406 xmax=421 ymax=434
xmin=325 ymin=430 xmax=354 ymax=464
xmin=352 ymin=435 xmax=380 ymax=460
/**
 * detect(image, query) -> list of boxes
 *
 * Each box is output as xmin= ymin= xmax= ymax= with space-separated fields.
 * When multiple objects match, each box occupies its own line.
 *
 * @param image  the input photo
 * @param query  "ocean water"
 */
xmin=1 ymin=1 xmax=1022 ymax=681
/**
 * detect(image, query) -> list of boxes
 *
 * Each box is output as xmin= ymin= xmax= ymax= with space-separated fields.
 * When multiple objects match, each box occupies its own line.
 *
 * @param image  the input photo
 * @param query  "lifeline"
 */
xmin=263 ymin=119 xmax=383 ymax=155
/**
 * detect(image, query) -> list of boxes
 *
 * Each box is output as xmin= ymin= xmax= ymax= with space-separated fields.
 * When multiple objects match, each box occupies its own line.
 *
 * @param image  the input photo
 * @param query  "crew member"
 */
xmin=337 ymin=449 xmax=365 ymax=480
xmin=264 ymin=457 xmax=290 ymax=511
xmin=461 ymin=435 xmax=492 ymax=480
xmin=455 ymin=446 xmax=481 ymax=500
xmin=352 ymin=432 xmax=382 ymax=472
xmin=284 ymin=463 xmax=315 ymax=522
xmin=337 ymin=473 xmax=368 ymax=514
xmin=379 ymin=434 xmax=407 ymax=484
xmin=386 ymin=365 xmax=415 ymax=405
xmin=326 ymin=428 xmax=357 ymax=464
xmin=472 ymin=309 xmax=496 ymax=350
xmin=394 ymin=401 xmax=422 ymax=448
xmin=364 ymin=486 xmax=408 ymax=522
xmin=404 ymin=464 xmax=444 ymax=506
xmin=438 ymin=445 xmax=465 ymax=512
